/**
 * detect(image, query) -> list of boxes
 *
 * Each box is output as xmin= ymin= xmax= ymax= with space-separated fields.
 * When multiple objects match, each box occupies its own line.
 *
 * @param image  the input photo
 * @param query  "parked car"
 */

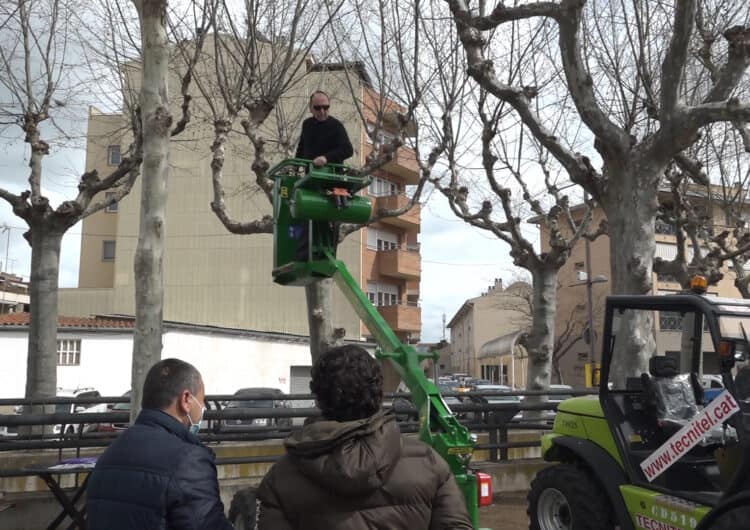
xmin=85 ymin=391 xmax=131 ymax=433
xmin=465 ymin=378 xmax=491 ymax=387
xmin=467 ymin=384 xmax=522 ymax=423
xmin=701 ymin=374 xmax=724 ymax=403
xmin=214 ymin=388 xmax=292 ymax=434
xmin=89 ymin=390 xmax=214 ymax=433
xmin=53 ymin=388 xmax=107 ymax=436
xmin=0 ymin=409 xmax=18 ymax=439
xmin=437 ymin=382 xmax=467 ymax=420
xmin=542 ymin=384 xmax=574 ymax=422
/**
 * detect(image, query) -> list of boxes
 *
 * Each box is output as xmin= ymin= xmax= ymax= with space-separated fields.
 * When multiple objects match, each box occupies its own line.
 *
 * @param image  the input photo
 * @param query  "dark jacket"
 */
xmin=87 ymin=408 xmax=233 ymax=530
xmin=296 ymin=116 xmax=354 ymax=165
xmin=257 ymin=411 xmax=473 ymax=530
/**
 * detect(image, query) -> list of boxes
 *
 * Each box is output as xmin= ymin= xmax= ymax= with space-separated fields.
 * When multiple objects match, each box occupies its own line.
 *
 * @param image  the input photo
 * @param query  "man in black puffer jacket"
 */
xmin=296 ymin=90 xmax=354 ymax=167
xmin=87 ymin=358 xmax=233 ymax=530
xmin=257 ymin=345 xmax=473 ymax=530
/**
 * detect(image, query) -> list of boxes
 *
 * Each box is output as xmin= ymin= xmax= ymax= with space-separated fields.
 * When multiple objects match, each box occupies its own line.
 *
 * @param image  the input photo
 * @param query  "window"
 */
xmin=105 ymin=192 xmax=118 ymax=213
xmin=365 ymin=123 xmax=396 ymax=145
xmin=377 ymin=238 xmax=398 ymax=251
xmin=367 ymin=228 xmax=399 ymax=250
xmin=107 ymin=145 xmax=121 ymax=166
xmin=656 ymin=272 xmax=679 ymax=283
xmin=368 ymin=282 xmax=399 ymax=307
xmin=367 ymin=282 xmax=377 ymax=305
xmin=368 ymin=177 xmax=398 ymax=197
xmin=57 ymin=339 xmax=81 ymax=366
xmin=102 ymin=240 xmax=116 ymax=261
xmin=655 ymin=219 xmax=676 ymax=235
xmin=660 ymin=311 xmax=684 ymax=331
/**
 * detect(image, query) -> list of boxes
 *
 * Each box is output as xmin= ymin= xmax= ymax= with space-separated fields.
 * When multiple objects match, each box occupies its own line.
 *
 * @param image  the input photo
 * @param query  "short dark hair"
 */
xmin=310 ymin=345 xmax=383 ymax=421
xmin=309 ymin=90 xmax=330 ymax=103
xmin=142 ymin=358 xmax=202 ymax=410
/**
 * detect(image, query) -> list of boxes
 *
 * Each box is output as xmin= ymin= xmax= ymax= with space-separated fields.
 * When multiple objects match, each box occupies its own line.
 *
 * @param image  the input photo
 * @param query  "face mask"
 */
xmin=186 ymin=394 xmax=206 ymax=435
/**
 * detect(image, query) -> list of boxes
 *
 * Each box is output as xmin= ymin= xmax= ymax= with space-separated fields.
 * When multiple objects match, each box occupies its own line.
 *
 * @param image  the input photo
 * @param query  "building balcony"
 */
xmin=378 ymin=303 xmax=421 ymax=333
xmin=383 ymin=147 xmax=419 ymax=185
xmin=374 ymin=194 xmax=420 ymax=230
xmin=378 ymin=249 xmax=420 ymax=280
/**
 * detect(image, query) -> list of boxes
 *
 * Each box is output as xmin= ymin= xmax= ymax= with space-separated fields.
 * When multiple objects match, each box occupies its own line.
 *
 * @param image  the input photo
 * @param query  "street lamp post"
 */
xmin=1 ymin=224 xmax=9 ymax=314
xmin=2 ymin=224 xmax=9 ymax=274
xmin=571 ymin=233 xmax=608 ymax=385
xmin=585 ymin=232 xmax=595 ymax=364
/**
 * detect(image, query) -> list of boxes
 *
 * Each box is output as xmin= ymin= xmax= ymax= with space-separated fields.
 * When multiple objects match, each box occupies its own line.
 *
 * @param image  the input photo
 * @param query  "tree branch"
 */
xmin=210 ymin=206 xmax=273 ymax=235
xmin=445 ymin=0 xmax=603 ymax=200
xmin=674 ymin=153 xmax=709 ymax=186
xmin=463 ymin=1 xmax=561 ymax=32
xmin=659 ymin=0 xmax=696 ymax=121
xmin=556 ymin=0 xmax=630 ymax=160
xmin=703 ymin=26 xmax=750 ymax=104
xmin=688 ymin=99 xmax=750 ymax=127
xmin=0 ymin=187 xmax=30 ymax=222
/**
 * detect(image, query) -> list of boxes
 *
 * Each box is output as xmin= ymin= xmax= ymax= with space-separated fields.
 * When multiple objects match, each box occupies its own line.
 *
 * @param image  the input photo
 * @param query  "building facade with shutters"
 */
xmin=545 ymin=187 xmax=748 ymax=387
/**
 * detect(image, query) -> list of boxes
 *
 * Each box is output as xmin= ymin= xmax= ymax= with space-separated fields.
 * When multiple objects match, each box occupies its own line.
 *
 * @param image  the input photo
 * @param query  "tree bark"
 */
xmin=305 ymin=279 xmax=344 ymax=365
xmin=24 ymin=228 xmax=64 ymax=429
xmin=524 ymin=267 xmax=557 ymax=419
xmin=603 ymin=161 xmax=662 ymax=384
xmin=130 ymin=0 xmax=172 ymax=421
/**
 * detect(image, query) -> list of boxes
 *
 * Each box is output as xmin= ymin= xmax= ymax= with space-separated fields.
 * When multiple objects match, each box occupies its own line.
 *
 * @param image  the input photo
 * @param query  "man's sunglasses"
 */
xmin=313 ymin=105 xmax=330 ymax=111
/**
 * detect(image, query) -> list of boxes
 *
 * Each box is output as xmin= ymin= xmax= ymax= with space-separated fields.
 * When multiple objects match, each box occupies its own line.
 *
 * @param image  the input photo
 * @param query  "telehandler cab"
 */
xmin=528 ymin=281 xmax=750 ymax=530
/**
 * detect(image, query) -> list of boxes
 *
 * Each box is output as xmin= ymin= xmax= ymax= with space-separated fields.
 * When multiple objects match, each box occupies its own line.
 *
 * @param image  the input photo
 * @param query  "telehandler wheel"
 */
xmin=228 ymin=487 xmax=258 ymax=530
xmin=527 ymin=463 xmax=614 ymax=530
xmin=708 ymin=505 xmax=750 ymax=530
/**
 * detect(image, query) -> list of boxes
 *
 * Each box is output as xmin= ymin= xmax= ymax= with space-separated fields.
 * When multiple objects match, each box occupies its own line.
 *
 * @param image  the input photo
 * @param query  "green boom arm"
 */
xmin=329 ymin=252 xmax=478 ymax=524
xmin=270 ymin=159 xmax=479 ymax=527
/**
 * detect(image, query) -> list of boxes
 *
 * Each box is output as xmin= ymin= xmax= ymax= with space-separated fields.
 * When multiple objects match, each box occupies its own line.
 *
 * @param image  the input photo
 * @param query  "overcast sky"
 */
xmin=0 ymin=134 xmax=534 ymax=345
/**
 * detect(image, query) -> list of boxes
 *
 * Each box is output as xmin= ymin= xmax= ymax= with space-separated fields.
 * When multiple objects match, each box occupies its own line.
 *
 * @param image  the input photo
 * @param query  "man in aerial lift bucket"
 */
xmin=296 ymin=90 xmax=354 ymax=168
xmin=292 ymin=90 xmax=354 ymax=260
xmin=255 ymin=345 xmax=473 ymax=530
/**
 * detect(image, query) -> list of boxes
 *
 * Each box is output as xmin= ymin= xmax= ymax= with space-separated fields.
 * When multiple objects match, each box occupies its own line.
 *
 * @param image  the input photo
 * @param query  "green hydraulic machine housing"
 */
xmin=270 ymin=158 xmax=487 ymax=528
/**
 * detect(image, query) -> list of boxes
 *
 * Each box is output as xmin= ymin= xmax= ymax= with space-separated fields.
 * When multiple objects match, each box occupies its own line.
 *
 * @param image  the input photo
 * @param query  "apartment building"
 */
xmin=0 ymin=272 xmax=29 ymax=314
xmin=59 ymin=55 xmax=421 ymax=346
xmin=545 ymin=187 xmax=748 ymax=387
xmin=447 ymin=279 xmax=532 ymax=385
xmin=361 ymin=84 xmax=422 ymax=343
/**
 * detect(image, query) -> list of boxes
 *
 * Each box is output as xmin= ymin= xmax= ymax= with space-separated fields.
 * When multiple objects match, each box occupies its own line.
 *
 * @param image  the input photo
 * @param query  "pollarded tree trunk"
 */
xmin=305 ymin=279 xmax=344 ymax=364
xmin=524 ymin=266 xmax=557 ymax=419
xmin=25 ymin=228 xmax=65 ymax=429
xmin=603 ymin=161 xmax=663 ymax=385
xmin=130 ymin=0 xmax=172 ymax=421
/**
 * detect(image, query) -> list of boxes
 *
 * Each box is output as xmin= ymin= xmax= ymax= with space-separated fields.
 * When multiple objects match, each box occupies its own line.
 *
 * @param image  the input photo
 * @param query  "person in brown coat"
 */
xmin=256 ymin=345 xmax=473 ymax=530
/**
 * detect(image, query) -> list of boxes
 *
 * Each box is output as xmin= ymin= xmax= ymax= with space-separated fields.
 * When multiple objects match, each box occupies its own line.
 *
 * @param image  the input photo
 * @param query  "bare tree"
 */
xmin=654 ymin=123 xmax=750 ymax=295
xmin=445 ymin=0 xmax=750 ymax=382
xmin=407 ymin=5 xmax=604 ymax=401
xmin=196 ymin=0 xmax=444 ymax=361
xmin=0 ymin=0 xmax=142 ymax=420
xmin=433 ymin=92 xmax=604 ymax=408
xmin=127 ymin=0 xmax=209 ymax=418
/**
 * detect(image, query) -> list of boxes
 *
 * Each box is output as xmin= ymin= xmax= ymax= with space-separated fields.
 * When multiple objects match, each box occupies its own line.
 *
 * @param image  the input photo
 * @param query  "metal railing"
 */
xmin=0 ymin=389 xmax=597 ymax=472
